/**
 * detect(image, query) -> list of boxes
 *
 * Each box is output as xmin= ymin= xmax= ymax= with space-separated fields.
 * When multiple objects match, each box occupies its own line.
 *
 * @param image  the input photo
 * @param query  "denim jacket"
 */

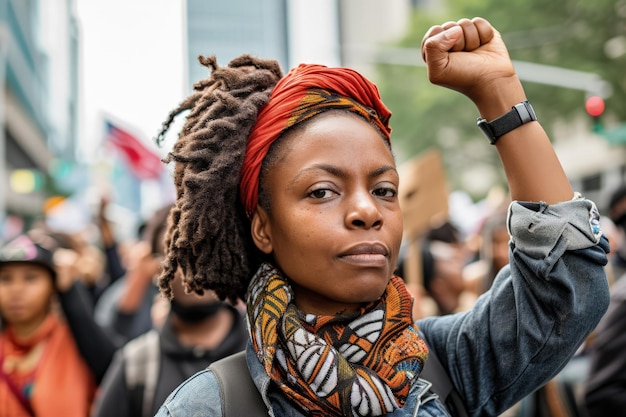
xmin=155 ymin=198 xmax=610 ymax=417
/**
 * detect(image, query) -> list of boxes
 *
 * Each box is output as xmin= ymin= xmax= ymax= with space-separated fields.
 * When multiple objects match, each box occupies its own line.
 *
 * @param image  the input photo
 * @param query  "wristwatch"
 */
xmin=477 ymin=100 xmax=537 ymax=145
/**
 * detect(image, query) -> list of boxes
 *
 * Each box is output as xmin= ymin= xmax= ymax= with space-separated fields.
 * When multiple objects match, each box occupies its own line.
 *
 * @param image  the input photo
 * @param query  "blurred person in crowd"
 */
xmin=47 ymin=204 xmax=174 ymax=385
xmin=422 ymin=240 xmax=470 ymax=316
xmin=92 ymin=195 xmax=128 ymax=302
xmin=425 ymin=221 xmax=476 ymax=314
xmin=52 ymin=231 xmax=118 ymax=384
xmin=44 ymin=229 xmax=107 ymax=304
xmin=598 ymin=216 xmax=620 ymax=286
xmin=398 ymin=221 xmax=472 ymax=317
xmin=91 ymin=268 xmax=247 ymax=417
xmin=463 ymin=202 xmax=510 ymax=297
xmin=606 ymin=184 xmax=626 ymax=281
xmin=94 ymin=204 xmax=173 ymax=345
xmin=0 ymin=232 xmax=96 ymax=416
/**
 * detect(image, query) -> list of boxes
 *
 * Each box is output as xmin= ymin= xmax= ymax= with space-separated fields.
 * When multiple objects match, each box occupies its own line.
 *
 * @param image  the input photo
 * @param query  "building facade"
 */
xmin=0 ymin=0 xmax=80 ymax=237
xmin=185 ymin=0 xmax=289 ymax=90
xmin=184 ymin=0 xmax=413 ymax=89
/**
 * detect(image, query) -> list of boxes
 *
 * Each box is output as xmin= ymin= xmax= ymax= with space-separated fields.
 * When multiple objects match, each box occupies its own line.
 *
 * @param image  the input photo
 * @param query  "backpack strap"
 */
xmin=209 ymin=351 xmax=268 ymax=417
xmin=420 ymin=338 xmax=469 ymax=417
xmin=123 ymin=329 xmax=161 ymax=417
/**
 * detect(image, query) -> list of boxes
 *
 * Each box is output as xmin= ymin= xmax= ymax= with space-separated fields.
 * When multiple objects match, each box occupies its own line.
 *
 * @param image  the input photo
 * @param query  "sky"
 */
xmin=75 ymin=0 xmax=185 ymax=160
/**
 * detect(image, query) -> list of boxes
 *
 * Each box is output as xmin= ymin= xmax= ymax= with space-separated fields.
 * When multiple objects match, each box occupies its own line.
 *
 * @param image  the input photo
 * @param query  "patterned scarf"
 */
xmin=247 ymin=263 xmax=429 ymax=417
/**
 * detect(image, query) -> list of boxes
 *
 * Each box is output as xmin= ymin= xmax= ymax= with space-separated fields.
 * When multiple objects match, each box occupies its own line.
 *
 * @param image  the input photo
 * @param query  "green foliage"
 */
xmin=375 ymin=0 xmax=626 ymax=198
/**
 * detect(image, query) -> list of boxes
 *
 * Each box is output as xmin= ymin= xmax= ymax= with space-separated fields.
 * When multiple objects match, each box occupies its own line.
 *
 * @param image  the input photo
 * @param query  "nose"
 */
xmin=345 ymin=191 xmax=383 ymax=229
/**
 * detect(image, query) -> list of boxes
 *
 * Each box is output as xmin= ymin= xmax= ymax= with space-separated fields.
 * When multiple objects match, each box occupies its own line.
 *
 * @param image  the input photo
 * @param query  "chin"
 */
xmin=345 ymin=282 xmax=389 ymax=304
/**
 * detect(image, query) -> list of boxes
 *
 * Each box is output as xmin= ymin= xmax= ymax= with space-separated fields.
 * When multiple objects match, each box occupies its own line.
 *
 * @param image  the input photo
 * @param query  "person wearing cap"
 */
xmin=152 ymin=17 xmax=609 ymax=417
xmin=604 ymin=184 xmax=626 ymax=281
xmin=0 ymin=233 xmax=96 ymax=417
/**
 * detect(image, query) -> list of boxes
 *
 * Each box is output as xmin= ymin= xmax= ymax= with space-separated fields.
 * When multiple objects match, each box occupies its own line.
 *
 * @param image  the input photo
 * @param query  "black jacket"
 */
xmin=585 ymin=276 xmax=626 ymax=416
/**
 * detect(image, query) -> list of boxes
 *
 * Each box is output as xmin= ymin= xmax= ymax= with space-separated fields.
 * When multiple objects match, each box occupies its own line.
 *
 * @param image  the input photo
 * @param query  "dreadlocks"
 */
xmin=155 ymin=54 xmax=283 ymax=302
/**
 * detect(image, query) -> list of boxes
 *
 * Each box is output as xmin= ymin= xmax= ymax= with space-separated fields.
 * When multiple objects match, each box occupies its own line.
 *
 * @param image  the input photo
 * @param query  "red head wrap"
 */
xmin=239 ymin=63 xmax=392 ymax=216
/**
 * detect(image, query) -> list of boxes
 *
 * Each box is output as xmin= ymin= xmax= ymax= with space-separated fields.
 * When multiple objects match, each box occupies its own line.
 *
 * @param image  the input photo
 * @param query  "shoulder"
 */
xmin=156 ymin=369 xmax=223 ymax=416
xmin=123 ymin=329 xmax=159 ymax=356
xmin=94 ymin=278 xmax=125 ymax=324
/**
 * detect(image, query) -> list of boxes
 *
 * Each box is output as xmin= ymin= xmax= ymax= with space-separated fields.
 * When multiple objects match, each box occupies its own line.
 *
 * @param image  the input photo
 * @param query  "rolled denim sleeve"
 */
xmin=417 ymin=197 xmax=610 ymax=417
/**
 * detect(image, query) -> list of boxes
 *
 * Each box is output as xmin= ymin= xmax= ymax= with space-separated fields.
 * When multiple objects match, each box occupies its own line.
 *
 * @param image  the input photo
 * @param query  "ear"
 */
xmin=250 ymin=206 xmax=273 ymax=254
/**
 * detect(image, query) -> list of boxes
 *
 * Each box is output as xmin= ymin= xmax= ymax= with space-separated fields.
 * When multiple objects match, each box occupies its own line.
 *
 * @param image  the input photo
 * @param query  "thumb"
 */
xmin=421 ymin=25 xmax=463 ymax=64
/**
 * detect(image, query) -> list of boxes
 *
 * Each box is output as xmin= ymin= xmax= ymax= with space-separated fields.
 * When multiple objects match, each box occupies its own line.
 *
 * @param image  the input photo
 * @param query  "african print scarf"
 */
xmin=247 ymin=263 xmax=429 ymax=417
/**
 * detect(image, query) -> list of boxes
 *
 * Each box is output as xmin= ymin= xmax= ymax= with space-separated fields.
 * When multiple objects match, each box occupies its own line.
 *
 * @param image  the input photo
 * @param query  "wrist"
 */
xmin=477 ymin=100 xmax=537 ymax=145
xmin=471 ymin=75 xmax=526 ymax=120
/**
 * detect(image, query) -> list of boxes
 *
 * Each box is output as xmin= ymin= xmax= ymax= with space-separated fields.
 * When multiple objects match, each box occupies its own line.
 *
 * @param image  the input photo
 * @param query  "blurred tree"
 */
xmin=375 ymin=0 xmax=625 ymax=198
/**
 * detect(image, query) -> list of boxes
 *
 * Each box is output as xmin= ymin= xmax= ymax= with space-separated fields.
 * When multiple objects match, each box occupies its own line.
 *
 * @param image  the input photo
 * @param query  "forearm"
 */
xmin=473 ymin=76 xmax=573 ymax=204
xmin=104 ymin=243 xmax=126 ymax=284
xmin=117 ymin=270 xmax=153 ymax=313
xmin=58 ymin=281 xmax=119 ymax=383
xmin=421 ymin=19 xmax=574 ymax=204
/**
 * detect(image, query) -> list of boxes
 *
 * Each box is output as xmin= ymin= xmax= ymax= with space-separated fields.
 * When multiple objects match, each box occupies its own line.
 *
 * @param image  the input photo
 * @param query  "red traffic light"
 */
xmin=585 ymin=96 xmax=605 ymax=117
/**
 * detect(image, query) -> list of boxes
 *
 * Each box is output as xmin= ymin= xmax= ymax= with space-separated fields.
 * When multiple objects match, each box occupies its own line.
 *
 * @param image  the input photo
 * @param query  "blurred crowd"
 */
xmin=0 ymin=183 xmax=625 ymax=417
xmin=0 ymin=195 xmax=247 ymax=417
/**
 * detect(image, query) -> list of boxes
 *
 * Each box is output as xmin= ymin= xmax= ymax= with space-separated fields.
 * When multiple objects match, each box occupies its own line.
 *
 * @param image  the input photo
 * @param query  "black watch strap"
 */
xmin=477 ymin=100 xmax=537 ymax=144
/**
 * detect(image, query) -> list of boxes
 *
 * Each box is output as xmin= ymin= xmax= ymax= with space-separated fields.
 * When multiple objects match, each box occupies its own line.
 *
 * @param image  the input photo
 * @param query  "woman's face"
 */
xmin=0 ymin=263 xmax=55 ymax=328
xmin=251 ymin=112 xmax=403 ymax=315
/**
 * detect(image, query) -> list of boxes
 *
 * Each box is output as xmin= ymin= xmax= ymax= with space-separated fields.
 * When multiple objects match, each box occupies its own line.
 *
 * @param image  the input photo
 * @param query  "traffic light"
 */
xmin=585 ymin=96 xmax=605 ymax=133
xmin=9 ymin=169 xmax=45 ymax=193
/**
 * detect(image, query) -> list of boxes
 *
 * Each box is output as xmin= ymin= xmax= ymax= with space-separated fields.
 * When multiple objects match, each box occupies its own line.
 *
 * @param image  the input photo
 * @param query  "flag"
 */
xmin=104 ymin=120 xmax=164 ymax=180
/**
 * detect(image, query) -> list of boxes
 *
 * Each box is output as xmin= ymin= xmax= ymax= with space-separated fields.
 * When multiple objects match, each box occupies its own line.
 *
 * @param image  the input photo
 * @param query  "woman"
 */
xmin=153 ymin=17 xmax=609 ymax=416
xmin=0 ymin=233 xmax=96 ymax=417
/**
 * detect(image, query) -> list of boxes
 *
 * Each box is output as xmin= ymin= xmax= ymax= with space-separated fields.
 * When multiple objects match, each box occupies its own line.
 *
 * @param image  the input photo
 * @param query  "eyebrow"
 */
xmin=289 ymin=163 xmax=397 ymax=187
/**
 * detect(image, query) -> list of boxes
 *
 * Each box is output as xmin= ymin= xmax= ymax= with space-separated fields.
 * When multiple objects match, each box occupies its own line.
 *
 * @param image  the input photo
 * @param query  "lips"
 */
xmin=3 ymin=303 xmax=26 ymax=311
xmin=340 ymin=243 xmax=389 ymax=257
xmin=1 ymin=303 xmax=28 ymax=318
xmin=338 ymin=243 xmax=389 ymax=267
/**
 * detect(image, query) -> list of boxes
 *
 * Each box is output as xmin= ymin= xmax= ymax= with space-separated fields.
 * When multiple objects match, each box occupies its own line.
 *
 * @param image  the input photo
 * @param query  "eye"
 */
xmin=24 ymin=273 xmax=40 ymax=282
xmin=373 ymin=185 xmax=397 ymax=198
xmin=308 ymin=188 xmax=336 ymax=199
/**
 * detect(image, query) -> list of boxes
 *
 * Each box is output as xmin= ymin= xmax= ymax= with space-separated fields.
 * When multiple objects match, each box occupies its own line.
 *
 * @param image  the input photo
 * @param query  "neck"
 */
xmin=11 ymin=313 xmax=49 ymax=340
xmin=171 ymin=307 xmax=234 ymax=349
